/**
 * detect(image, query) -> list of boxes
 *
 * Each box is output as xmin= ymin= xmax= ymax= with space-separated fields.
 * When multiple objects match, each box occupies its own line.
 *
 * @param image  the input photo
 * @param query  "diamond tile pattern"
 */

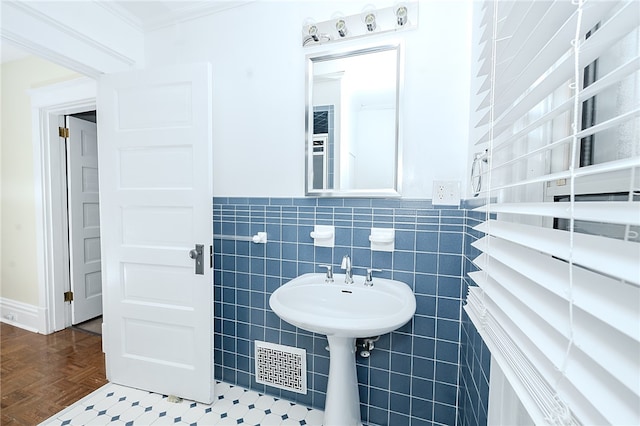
xmin=39 ymin=381 xmax=324 ymax=426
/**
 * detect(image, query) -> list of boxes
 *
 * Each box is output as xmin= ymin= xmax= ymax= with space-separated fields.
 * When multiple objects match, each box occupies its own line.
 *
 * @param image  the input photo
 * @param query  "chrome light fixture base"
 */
xmin=301 ymin=2 xmax=418 ymax=47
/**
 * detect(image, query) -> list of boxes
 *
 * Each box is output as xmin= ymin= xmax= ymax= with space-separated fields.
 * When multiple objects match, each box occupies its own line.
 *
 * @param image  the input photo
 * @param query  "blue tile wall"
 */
xmin=458 ymin=208 xmax=491 ymax=426
xmin=212 ymin=197 xmax=489 ymax=426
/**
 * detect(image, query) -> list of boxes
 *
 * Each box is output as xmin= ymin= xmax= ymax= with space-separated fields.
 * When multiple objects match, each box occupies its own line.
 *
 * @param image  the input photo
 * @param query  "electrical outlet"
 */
xmin=433 ymin=180 xmax=461 ymax=206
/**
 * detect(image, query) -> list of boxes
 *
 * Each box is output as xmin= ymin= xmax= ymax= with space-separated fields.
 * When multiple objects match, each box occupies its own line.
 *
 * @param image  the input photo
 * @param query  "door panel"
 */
xmin=119 ymin=146 xmax=194 ymax=188
xmin=67 ymin=116 xmax=102 ymax=324
xmin=98 ymin=63 xmax=213 ymax=404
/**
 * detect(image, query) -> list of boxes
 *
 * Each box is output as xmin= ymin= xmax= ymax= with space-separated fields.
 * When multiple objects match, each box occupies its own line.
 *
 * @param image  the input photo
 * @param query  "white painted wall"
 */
xmin=0 ymin=56 xmax=80 ymax=306
xmin=145 ymin=0 xmax=473 ymax=198
xmin=0 ymin=0 xmax=142 ymax=332
xmin=354 ymin=108 xmax=395 ymax=189
xmin=0 ymin=0 xmax=473 ymax=331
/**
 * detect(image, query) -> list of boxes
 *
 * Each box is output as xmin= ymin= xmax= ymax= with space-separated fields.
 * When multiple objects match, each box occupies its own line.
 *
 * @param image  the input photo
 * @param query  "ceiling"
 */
xmin=0 ymin=1 xmax=251 ymax=64
xmin=99 ymin=0 xmax=251 ymax=32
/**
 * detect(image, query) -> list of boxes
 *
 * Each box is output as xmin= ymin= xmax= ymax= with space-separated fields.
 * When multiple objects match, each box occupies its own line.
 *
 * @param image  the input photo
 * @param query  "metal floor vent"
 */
xmin=254 ymin=341 xmax=307 ymax=394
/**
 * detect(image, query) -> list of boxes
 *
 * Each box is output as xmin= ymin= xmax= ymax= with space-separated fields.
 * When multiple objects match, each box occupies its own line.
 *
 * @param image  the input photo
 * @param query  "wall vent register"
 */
xmin=254 ymin=341 xmax=307 ymax=394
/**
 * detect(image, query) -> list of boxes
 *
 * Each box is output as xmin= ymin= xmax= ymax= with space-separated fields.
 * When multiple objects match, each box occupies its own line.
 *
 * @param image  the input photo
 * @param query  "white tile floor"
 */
xmin=40 ymin=381 xmax=324 ymax=426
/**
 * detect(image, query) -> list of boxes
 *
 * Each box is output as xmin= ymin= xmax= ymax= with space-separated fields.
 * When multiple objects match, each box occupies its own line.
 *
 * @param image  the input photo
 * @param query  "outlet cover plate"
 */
xmin=433 ymin=180 xmax=461 ymax=206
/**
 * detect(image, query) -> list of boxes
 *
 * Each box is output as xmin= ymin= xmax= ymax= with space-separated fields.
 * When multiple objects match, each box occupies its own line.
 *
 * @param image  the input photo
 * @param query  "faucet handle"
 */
xmin=318 ymin=264 xmax=334 ymax=283
xmin=364 ymin=268 xmax=382 ymax=286
xmin=340 ymin=254 xmax=351 ymax=269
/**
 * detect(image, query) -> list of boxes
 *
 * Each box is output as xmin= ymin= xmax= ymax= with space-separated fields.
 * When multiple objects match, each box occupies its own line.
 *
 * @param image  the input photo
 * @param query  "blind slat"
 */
xmin=575 ymin=107 xmax=640 ymax=141
xmin=490 ymin=1 xmax=638 ymax=139
xmin=467 ymin=285 xmax=639 ymax=424
xmin=472 ymin=235 xmax=640 ymax=340
xmin=491 ymin=0 xmax=616 ymax=114
xmin=562 ymin=346 xmax=640 ymax=423
xmin=472 ymin=253 xmax=570 ymax=337
xmin=477 ymin=74 xmax=491 ymax=95
xmin=477 ymin=91 xmax=491 ymax=110
xmin=474 ymin=219 xmax=640 ymax=284
xmin=468 ymin=271 xmax=568 ymax=367
xmin=471 ymin=255 xmax=639 ymax=397
xmin=480 ymin=4 xmax=493 ymax=30
xmin=478 ymin=55 xmax=640 ymax=146
xmin=474 ymin=201 xmax=640 ymax=226
xmin=477 ymin=95 xmax=572 ymax=144
xmin=476 ymin=156 xmax=640 ymax=194
xmin=471 ymin=0 xmax=640 ymax=423
xmin=572 ymin=311 xmax=640 ymax=395
xmin=493 ymin=1 xmax=576 ymax=87
xmin=579 ymin=55 xmax=640 ymax=102
xmin=465 ymin=287 xmax=583 ymax=425
xmin=478 ymin=56 xmax=491 ymax=77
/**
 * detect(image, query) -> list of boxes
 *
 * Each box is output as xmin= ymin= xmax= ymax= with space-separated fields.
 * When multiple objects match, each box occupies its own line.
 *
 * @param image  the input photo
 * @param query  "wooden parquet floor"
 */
xmin=0 ymin=323 xmax=107 ymax=425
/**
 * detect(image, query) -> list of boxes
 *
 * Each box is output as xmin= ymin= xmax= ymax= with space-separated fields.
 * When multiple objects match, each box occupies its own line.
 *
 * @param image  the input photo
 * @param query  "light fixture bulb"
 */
xmin=308 ymin=25 xmax=319 ymax=41
xmin=364 ymin=13 xmax=376 ymax=32
xmin=336 ymin=19 xmax=347 ymax=37
xmin=396 ymin=6 xmax=408 ymax=26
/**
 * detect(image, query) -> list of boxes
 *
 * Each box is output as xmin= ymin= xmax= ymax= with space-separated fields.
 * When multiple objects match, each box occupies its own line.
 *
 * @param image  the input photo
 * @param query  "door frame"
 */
xmin=29 ymin=76 xmax=97 ymax=334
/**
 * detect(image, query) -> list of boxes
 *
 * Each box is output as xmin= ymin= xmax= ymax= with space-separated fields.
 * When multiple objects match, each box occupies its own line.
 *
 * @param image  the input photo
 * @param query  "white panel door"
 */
xmin=98 ymin=63 xmax=214 ymax=403
xmin=67 ymin=116 xmax=102 ymax=324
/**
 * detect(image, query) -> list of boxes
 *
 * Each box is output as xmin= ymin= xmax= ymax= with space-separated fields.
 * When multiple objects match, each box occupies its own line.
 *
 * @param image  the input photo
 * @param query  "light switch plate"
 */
xmin=433 ymin=180 xmax=461 ymax=206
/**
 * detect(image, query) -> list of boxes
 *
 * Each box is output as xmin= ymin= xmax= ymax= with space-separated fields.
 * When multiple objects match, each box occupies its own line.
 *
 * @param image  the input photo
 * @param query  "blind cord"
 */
xmin=556 ymin=0 xmax=584 ymax=399
xmin=478 ymin=0 xmax=500 ymax=314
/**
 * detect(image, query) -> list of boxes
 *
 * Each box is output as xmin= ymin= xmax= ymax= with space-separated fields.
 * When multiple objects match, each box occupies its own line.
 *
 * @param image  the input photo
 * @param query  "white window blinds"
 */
xmin=466 ymin=1 xmax=640 ymax=424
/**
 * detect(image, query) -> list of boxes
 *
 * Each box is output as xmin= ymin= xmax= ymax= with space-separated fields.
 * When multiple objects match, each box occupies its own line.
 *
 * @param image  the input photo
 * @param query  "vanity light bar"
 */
xmin=302 ymin=2 xmax=418 ymax=47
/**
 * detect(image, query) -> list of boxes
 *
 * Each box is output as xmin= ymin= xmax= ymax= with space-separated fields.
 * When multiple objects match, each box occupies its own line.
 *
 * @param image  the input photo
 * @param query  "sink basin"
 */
xmin=269 ymin=272 xmax=416 ymax=426
xmin=269 ymin=273 xmax=416 ymax=337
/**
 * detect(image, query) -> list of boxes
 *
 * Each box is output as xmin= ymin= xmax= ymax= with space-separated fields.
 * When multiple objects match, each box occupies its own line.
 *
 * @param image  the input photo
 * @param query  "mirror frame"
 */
xmin=305 ymin=42 xmax=403 ymax=197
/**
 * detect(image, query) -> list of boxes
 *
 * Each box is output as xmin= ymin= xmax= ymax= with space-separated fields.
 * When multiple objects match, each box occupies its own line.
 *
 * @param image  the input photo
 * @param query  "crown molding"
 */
xmin=1 ymin=0 xmax=142 ymax=75
xmin=93 ymin=1 xmax=145 ymax=32
xmin=96 ymin=1 xmax=254 ymax=32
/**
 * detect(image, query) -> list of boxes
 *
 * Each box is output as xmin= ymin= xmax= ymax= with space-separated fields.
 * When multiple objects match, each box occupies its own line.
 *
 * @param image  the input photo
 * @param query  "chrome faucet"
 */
xmin=364 ymin=268 xmax=382 ymax=286
xmin=318 ymin=264 xmax=334 ymax=283
xmin=341 ymin=254 xmax=354 ymax=284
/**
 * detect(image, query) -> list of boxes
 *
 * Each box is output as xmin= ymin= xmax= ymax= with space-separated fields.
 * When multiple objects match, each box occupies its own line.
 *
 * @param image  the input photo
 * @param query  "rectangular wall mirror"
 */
xmin=305 ymin=43 xmax=403 ymax=197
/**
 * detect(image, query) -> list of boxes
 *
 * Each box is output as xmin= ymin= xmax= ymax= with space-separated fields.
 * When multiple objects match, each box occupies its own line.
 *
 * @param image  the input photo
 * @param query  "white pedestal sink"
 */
xmin=269 ymin=273 xmax=416 ymax=426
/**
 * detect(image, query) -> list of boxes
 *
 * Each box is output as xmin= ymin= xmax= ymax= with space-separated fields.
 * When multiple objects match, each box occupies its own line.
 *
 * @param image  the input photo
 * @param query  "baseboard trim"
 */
xmin=0 ymin=297 xmax=41 ymax=333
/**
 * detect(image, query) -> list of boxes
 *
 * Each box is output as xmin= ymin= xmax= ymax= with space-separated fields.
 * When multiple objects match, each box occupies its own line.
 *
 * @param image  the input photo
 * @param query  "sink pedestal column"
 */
xmin=324 ymin=335 xmax=362 ymax=426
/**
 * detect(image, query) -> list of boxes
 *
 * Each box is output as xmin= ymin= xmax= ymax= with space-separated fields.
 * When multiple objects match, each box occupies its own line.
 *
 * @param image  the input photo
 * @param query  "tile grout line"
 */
xmin=40 ymin=381 xmax=324 ymax=426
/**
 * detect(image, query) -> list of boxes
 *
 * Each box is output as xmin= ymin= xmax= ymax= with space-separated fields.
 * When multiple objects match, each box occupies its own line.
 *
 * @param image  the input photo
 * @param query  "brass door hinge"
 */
xmin=64 ymin=291 xmax=74 ymax=302
xmin=59 ymin=127 xmax=69 ymax=138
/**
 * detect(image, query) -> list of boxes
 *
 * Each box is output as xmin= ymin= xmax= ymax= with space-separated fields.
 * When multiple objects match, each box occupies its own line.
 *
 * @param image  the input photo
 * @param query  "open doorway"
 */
xmin=63 ymin=112 xmax=103 ymax=334
xmin=29 ymin=76 xmax=98 ymax=334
